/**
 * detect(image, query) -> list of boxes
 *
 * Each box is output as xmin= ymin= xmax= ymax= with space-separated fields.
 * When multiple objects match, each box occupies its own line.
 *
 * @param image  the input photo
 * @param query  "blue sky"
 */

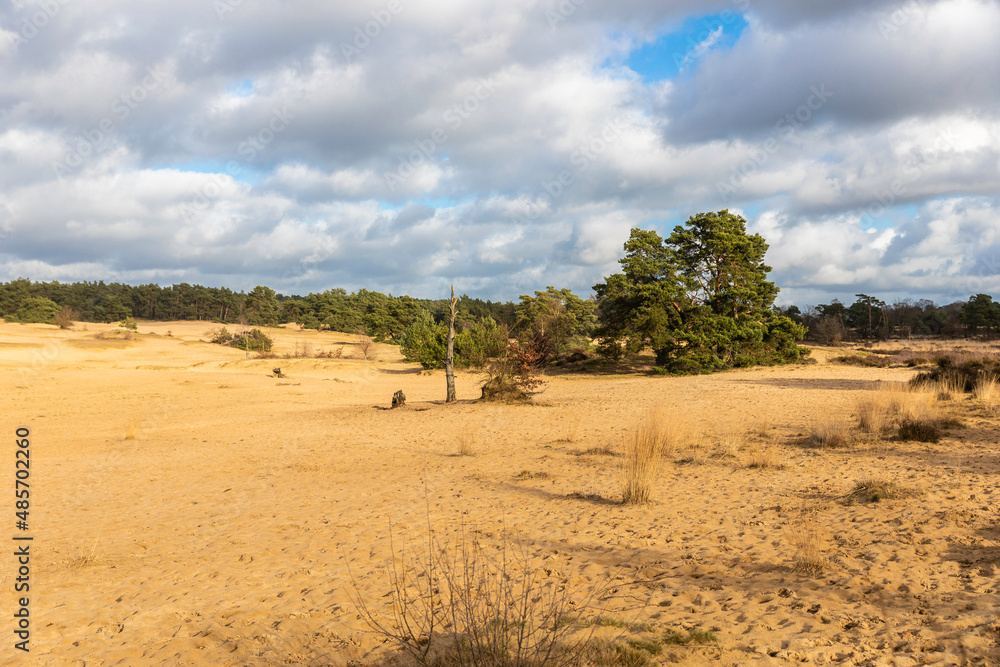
xmin=626 ymin=12 xmax=749 ymax=82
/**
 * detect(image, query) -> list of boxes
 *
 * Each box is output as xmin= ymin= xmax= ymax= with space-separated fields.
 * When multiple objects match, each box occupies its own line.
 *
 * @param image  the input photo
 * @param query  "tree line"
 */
xmin=3 ymin=210 xmax=999 ymax=375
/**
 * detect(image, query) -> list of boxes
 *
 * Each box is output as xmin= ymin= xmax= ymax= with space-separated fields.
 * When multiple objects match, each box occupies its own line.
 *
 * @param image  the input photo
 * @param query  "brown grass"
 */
xmin=716 ymin=425 xmax=747 ymax=459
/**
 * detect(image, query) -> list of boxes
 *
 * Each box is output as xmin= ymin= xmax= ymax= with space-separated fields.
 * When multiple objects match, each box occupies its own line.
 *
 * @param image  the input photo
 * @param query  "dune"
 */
xmin=0 ymin=320 xmax=997 ymax=665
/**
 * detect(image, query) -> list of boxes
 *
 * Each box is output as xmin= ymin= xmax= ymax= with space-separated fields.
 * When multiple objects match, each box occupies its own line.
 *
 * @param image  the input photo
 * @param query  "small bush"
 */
xmin=831 ymin=354 xmax=890 ymax=368
xmin=480 ymin=339 xmax=545 ymax=402
xmin=120 ymin=317 xmax=138 ymax=331
xmin=897 ymin=418 xmax=941 ymax=443
xmin=54 ymin=306 xmax=79 ymax=329
xmin=208 ymin=327 xmax=234 ymax=345
xmin=843 ymin=477 xmax=913 ymax=504
xmin=350 ymin=522 xmax=606 ymax=667
xmin=231 ymin=328 xmax=273 ymax=352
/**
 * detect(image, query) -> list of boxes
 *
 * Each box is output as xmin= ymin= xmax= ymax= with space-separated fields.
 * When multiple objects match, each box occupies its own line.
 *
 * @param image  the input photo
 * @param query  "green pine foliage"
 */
xmin=9 ymin=296 xmax=61 ymax=324
xmin=593 ymin=210 xmax=807 ymax=374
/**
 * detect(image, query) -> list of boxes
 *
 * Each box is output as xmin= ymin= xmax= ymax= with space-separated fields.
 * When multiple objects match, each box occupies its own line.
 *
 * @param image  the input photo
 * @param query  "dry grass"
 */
xmin=124 ymin=420 xmax=141 ymax=441
xmin=744 ymin=443 xmax=785 ymax=469
xmin=620 ymin=412 xmax=668 ymax=505
xmin=843 ymin=476 xmax=915 ymax=505
xmin=973 ymin=375 xmax=1000 ymax=414
xmin=457 ymin=433 xmax=477 ymax=457
xmin=350 ymin=522 xmax=609 ymax=667
xmin=855 ymin=394 xmax=892 ymax=436
xmin=716 ymin=425 xmax=747 ymax=459
xmin=786 ymin=516 xmax=829 ymax=576
xmin=810 ymin=420 xmax=851 ymax=448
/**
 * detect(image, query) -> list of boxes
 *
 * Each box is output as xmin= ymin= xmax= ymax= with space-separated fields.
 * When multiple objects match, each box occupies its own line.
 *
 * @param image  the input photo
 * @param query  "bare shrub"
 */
xmin=350 ymin=522 xmax=605 ymax=667
xmin=897 ymin=418 xmax=941 ymax=443
xmin=54 ymin=306 xmax=79 ymax=329
xmin=357 ymin=329 xmax=377 ymax=360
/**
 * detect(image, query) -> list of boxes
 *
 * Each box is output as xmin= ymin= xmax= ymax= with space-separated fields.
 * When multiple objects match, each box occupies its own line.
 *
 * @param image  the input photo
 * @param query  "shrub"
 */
xmin=231 ymin=328 xmax=273 ymax=352
xmin=897 ymin=418 xmax=941 ymax=443
xmin=843 ymin=477 xmax=913 ymax=504
xmin=831 ymin=354 xmax=889 ymax=368
xmin=350 ymin=523 xmax=605 ymax=667
xmin=54 ymin=306 xmax=79 ymax=329
xmin=208 ymin=327 xmax=234 ymax=345
xmin=119 ymin=317 xmax=138 ymax=331
xmin=11 ymin=297 xmax=60 ymax=324
xmin=480 ymin=338 xmax=544 ymax=402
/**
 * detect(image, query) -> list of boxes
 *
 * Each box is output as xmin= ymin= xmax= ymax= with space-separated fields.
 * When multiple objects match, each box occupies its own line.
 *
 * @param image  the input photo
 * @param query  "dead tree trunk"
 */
xmin=445 ymin=284 xmax=457 ymax=403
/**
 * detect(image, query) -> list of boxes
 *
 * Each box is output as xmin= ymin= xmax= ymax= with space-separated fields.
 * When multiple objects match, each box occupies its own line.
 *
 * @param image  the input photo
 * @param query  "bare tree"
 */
xmin=356 ymin=328 xmax=377 ymax=360
xmin=446 ymin=285 xmax=458 ymax=402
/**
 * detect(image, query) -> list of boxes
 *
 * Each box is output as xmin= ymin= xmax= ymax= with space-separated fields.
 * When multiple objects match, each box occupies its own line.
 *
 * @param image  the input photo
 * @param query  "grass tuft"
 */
xmin=810 ymin=420 xmax=851 ymax=448
xmin=620 ymin=411 xmax=668 ymax=505
xmin=843 ymin=476 xmax=915 ymax=505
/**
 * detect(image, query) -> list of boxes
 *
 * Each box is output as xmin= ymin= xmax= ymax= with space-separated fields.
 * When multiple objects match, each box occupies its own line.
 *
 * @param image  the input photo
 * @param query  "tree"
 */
xmin=960 ymin=294 xmax=1000 ymax=337
xmin=515 ymin=287 xmax=596 ymax=364
xmin=849 ymin=294 xmax=889 ymax=339
xmin=593 ymin=210 xmax=806 ymax=373
xmin=245 ymin=285 xmax=279 ymax=326
xmin=446 ymin=285 xmax=458 ymax=403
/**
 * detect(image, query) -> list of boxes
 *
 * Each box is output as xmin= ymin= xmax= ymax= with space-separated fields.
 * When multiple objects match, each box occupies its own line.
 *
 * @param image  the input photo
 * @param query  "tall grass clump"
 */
xmin=973 ymin=375 xmax=1000 ymax=414
xmin=620 ymin=412 xmax=669 ymax=505
xmin=351 ymin=522 xmax=605 ymax=667
xmin=810 ymin=420 xmax=851 ymax=448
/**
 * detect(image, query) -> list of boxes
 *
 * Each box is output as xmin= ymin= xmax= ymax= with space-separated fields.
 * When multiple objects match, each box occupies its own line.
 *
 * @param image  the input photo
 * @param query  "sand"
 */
xmin=0 ymin=320 xmax=998 ymax=666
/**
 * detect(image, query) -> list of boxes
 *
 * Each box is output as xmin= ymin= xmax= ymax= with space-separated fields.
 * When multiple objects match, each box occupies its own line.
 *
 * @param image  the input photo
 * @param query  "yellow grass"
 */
xmin=620 ymin=411 xmax=668 ymax=504
xmin=811 ymin=419 xmax=851 ymax=448
xmin=123 ymin=420 xmax=141 ymax=441
xmin=973 ymin=375 xmax=1000 ymax=413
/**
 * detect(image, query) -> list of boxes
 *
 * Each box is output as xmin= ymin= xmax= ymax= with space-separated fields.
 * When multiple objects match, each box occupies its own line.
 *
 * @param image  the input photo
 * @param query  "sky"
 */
xmin=1 ymin=0 xmax=999 ymax=307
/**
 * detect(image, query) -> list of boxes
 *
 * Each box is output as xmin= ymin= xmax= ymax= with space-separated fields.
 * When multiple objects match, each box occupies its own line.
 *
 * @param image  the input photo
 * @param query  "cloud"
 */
xmin=0 ymin=0 xmax=996 ymax=305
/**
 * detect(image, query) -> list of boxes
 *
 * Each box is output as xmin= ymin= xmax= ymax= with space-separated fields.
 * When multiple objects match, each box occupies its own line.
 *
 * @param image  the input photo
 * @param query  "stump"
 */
xmin=391 ymin=390 xmax=406 ymax=409
xmin=272 ymin=368 xmax=285 ymax=378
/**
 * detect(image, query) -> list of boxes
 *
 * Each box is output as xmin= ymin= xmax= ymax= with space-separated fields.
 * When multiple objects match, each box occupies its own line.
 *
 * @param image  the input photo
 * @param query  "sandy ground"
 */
xmin=0 ymin=320 xmax=998 ymax=666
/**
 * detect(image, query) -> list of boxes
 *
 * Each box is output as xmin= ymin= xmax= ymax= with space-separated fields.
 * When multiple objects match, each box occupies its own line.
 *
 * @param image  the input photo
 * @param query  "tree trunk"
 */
xmin=446 ymin=285 xmax=457 ymax=403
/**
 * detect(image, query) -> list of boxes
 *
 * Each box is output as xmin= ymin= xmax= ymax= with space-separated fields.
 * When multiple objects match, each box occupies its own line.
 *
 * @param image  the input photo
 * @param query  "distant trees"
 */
xmin=592 ymin=210 xmax=806 ymax=373
xmin=959 ymin=294 xmax=1000 ymax=336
